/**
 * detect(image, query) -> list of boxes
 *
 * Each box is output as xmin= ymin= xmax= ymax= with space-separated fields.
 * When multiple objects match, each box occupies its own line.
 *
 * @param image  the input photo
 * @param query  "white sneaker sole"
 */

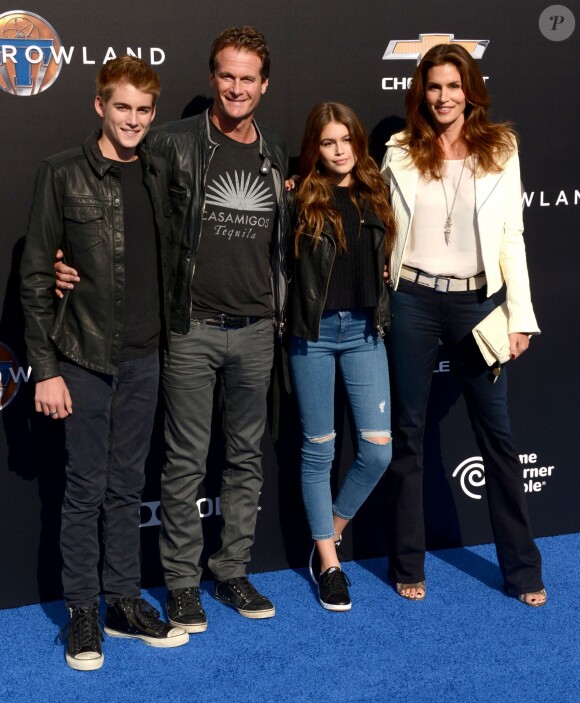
xmin=66 ymin=651 xmax=104 ymax=671
xmin=168 ymin=617 xmax=208 ymax=633
xmin=213 ymin=595 xmax=276 ymax=619
xmin=320 ymin=599 xmax=352 ymax=612
xmin=237 ymin=606 xmax=276 ymax=619
xmin=104 ymin=626 xmax=189 ymax=647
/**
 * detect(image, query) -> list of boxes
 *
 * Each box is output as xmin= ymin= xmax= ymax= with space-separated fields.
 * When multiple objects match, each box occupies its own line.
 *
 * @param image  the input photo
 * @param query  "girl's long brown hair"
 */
xmin=295 ymin=102 xmax=394 ymax=256
xmin=400 ymin=43 xmax=516 ymax=179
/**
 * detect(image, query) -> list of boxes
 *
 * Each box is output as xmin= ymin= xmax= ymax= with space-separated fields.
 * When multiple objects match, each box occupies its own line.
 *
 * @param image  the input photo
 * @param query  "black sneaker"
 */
xmin=104 ymin=597 xmax=189 ymax=647
xmin=166 ymin=587 xmax=207 ymax=633
xmin=213 ymin=577 xmax=275 ymax=619
xmin=60 ymin=603 xmax=104 ymax=671
xmin=318 ymin=567 xmax=352 ymax=611
xmin=308 ymin=535 xmax=344 ymax=584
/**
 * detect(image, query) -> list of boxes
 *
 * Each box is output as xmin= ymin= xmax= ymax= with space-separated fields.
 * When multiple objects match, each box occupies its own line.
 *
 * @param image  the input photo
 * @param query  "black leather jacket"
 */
xmin=20 ymin=131 xmax=174 ymax=381
xmin=287 ymin=202 xmax=390 ymax=342
xmin=148 ymin=109 xmax=289 ymax=334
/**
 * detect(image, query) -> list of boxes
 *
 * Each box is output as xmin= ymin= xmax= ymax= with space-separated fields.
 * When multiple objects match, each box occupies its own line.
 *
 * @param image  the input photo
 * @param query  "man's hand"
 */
xmin=509 ymin=332 xmax=529 ymax=360
xmin=35 ymin=376 xmax=72 ymax=419
xmin=285 ymin=175 xmax=300 ymax=191
xmin=54 ymin=249 xmax=80 ymax=300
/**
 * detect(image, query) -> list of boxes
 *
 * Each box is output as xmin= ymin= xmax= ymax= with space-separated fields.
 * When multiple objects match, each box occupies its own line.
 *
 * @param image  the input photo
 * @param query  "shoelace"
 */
xmin=322 ymin=568 xmax=351 ymax=595
xmin=58 ymin=605 xmax=103 ymax=649
xmin=228 ymin=577 xmax=261 ymax=602
xmin=176 ymin=587 xmax=202 ymax=612
xmin=117 ymin=597 xmax=166 ymax=634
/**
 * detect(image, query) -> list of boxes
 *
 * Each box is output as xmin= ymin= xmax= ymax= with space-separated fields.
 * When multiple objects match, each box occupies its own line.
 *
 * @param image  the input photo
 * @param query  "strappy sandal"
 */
xmin=518 ymin=589 xmax=547 ymax=607
xmin=396 ymin=581 xmax=426 ymax=601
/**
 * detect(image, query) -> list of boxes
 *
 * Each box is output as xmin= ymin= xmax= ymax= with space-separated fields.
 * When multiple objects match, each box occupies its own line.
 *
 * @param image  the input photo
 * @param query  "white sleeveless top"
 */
xmin=403 ymin=157 xmax=483 ymax=278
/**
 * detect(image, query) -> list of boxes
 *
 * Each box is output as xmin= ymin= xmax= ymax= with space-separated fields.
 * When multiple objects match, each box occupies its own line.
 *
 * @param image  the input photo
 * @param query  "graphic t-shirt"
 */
xmin=190 ymin=123 xmax=276 ymax=318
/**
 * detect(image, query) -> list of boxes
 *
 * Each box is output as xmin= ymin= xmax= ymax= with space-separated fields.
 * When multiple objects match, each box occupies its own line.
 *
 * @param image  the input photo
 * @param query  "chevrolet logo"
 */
xmin=383 ymin=33 xmax=489 ymax=64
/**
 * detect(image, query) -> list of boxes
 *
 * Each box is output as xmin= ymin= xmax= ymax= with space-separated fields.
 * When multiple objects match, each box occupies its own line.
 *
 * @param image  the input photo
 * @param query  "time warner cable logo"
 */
xmin=453 ymin=452 xmax=555 ymax=499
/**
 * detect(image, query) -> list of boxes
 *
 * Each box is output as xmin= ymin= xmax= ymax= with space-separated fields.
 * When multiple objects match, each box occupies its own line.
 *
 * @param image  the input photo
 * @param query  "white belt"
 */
xmin=400 ymin=265 xmax=486 ymax=293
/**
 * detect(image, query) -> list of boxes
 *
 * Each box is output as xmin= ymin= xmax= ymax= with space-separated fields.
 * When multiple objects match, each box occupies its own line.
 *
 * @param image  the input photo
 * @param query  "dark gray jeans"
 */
xmin=59 ymin=352 xmax=159 ymax=607
xmin=160 ymin=318 xmax=274 ymax=588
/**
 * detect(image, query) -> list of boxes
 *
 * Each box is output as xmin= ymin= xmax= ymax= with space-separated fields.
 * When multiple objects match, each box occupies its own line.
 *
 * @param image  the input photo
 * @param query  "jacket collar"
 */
xmin=82 ymin=130 xmax=157 ymax=178
xmin=203 ymin=108 xmax=274 ymax=169
xmin=385 ymin=140 xmax=419 ymax=213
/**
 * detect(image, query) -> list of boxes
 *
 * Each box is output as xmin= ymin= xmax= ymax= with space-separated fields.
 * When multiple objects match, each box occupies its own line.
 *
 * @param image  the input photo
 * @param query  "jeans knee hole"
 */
xmin=307 ymin=432 xmax=335 ymax=444
xmin=361 ymin=430 xmax=391 ymax=445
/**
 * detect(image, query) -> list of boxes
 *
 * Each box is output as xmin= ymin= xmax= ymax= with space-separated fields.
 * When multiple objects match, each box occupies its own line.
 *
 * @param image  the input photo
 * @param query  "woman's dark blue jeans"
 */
xmin=387 ymin=279 xmax=543 ymax=596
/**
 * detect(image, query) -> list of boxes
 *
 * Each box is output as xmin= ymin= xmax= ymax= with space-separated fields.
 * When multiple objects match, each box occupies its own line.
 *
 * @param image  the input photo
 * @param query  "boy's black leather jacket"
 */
xmin=21 ymin=131 xmax=173 ymax=380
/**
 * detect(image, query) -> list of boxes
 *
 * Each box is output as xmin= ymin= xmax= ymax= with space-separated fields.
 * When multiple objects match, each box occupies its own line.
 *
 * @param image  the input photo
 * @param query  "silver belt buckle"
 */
xmin=434 ymin=276 xmax=451 ymax=293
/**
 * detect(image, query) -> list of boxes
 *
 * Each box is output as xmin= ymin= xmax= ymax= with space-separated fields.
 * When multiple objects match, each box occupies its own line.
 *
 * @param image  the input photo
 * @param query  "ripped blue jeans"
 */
xmin=289 ymin=309 xmax=392 ymax=540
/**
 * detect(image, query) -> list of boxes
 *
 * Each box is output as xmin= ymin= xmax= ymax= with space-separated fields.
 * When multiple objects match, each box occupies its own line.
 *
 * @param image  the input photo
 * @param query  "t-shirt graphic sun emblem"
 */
xmin=205 ymin=170 xmax=274 ymax=212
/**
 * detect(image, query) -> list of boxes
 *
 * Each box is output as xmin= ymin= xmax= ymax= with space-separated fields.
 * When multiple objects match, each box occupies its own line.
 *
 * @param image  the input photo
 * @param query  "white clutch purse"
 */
xmin=472 ymin=302 xmax=511 ymax=366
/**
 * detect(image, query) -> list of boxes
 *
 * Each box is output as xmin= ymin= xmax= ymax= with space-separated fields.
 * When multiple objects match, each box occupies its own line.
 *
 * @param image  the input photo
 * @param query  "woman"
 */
xmin=287 ymin=102 xmax=395 ymax=611
xmin=382 ymin=44 xmax=546 ymax=606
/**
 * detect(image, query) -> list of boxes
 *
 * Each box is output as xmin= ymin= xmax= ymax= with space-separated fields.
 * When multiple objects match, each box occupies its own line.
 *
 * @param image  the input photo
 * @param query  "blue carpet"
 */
xmin=0 ymin=534 xmax=578 ymax=703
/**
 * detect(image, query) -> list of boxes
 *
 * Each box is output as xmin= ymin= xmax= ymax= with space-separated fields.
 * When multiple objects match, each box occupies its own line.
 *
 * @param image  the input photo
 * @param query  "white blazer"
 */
xmin=381 ymin=132 xmax=540 ymax=335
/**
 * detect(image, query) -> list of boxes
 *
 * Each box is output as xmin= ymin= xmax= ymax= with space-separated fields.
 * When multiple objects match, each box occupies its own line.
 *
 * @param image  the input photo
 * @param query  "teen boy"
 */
xmin=20 ymin=56 xmax=188 ymax=671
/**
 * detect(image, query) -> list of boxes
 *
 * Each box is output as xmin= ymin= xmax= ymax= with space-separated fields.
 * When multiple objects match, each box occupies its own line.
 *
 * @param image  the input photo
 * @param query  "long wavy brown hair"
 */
xmin=400 ymin=43 xmax=516 ymax=179
xmin=295 ymin=102 xmax=394 ymax=256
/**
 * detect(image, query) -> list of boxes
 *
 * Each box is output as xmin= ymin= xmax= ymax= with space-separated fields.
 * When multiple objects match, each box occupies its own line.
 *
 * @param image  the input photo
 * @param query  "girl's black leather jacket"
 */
xmin=286 ymin=200 xmax=390 ymax=342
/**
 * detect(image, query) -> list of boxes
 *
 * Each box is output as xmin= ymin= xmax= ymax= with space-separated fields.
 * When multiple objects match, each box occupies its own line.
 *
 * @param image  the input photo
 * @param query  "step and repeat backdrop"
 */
xmin=0 ymin=0 xmax=578 ymax=608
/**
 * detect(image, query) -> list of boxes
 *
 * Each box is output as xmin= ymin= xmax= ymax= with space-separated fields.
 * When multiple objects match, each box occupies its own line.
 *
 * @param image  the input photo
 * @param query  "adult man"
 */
xmin=21 ymin=57 xmax=188 ymax=671
xmin=149 ymin=26 xmax=289 ymax=630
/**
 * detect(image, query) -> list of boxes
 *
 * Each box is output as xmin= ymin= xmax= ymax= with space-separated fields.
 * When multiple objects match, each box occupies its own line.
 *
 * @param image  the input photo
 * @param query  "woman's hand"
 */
xmin=509 ymin=332 xmax=529 ymax=360
xmin=54 ymin=249 xmax=80 ymax=300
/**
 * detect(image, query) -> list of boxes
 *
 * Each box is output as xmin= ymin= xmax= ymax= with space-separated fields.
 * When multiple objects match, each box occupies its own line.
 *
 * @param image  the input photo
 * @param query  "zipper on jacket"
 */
xmin=189 ymin=141 xmax=219 ymax=318
xmin=271 ymin=164 xmax=289 ymax=337
xmin=169 ymin=185 xmax=187 ymax=200
xmin=375 ymin=227 xmax=388 ymax=337
xmin=316 ymin=232 xmax=337 ymax=339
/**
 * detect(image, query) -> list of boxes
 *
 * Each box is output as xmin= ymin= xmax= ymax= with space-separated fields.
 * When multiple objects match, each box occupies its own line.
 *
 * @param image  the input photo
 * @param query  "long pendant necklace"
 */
xmin=441 ymin=156 xmax=468 ymax=246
